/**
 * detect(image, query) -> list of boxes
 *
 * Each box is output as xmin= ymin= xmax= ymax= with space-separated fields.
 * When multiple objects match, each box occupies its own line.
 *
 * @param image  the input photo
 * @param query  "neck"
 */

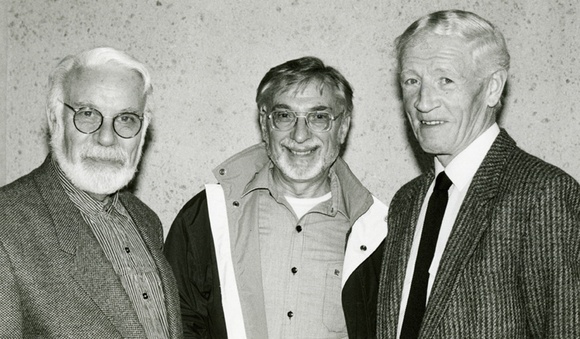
xmin=272 ymin=169 xmax=331 ymax=198
xmin=86 ymin=191 xmax=112 ymax=202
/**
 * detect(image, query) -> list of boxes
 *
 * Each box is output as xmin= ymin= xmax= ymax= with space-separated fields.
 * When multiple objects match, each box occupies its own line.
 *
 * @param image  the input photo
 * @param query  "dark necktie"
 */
xmin=400 ymin=171 xmax=453 ymax=339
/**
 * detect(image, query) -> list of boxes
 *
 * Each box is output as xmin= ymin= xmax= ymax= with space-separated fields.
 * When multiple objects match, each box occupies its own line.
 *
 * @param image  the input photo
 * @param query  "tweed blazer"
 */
xmin=0 ymin=157 xmax=183 ymax=338
xmin=377 ymin=130 xmax=580 ymax=338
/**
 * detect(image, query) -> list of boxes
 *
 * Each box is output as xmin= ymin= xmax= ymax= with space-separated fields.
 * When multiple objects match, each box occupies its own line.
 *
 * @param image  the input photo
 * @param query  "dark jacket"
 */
xmin=377 ymin=130 xmax=580 ymax=338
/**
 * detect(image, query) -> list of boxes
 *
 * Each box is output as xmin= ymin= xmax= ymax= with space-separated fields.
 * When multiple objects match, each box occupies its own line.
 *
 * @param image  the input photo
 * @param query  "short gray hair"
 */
xmin=395 ymin=10 xmax=510 ymax=76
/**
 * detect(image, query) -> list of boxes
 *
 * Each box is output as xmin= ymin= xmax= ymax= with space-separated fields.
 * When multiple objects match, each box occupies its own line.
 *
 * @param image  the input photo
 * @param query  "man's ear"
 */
xmin=486 ymin=69 xmax=508 ymax=108
xmin=47 ymin=108 xmax=59 ymax=134
xmin=339 ymin=115 xmax=351 ymax=144
xmin=259 ymin=111 xmax=269 ymax=142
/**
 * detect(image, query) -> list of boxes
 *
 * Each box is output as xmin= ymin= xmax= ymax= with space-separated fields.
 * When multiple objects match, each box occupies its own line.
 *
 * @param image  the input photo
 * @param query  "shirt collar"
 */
xmin=242 ymin=160 xmax=349 ymax=218
xmin=51 ymin=157 xmax=120 ymax=215
xmin=435 ymin=123 xmax=500 ymax=191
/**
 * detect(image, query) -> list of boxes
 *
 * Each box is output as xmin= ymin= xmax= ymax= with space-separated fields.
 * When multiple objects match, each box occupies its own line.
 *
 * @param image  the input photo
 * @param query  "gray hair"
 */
xmin=395 ymin=10 xmax=510 ymax=75
xmin=256 ymin=56 xmax=354 ymax=118
xmin=46 ymin=47 xmax=153 ymax=136
xmin=395 ymin=10 xmax=510 ymax=113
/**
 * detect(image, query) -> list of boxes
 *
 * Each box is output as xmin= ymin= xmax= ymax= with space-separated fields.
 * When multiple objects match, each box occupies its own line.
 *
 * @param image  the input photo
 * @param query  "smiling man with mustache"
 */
xmin=164 ymin=56 xmax=389 ymax=338
xmin=0 ymin=47 xmax=182 ymax=338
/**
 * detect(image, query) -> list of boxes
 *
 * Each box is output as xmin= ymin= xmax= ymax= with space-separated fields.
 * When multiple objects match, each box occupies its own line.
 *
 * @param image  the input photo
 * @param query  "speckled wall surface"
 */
xmin=1 ymin=0 xmax=579 ymax=235
xmin=0 ymin=0 xmax=6 ymax=185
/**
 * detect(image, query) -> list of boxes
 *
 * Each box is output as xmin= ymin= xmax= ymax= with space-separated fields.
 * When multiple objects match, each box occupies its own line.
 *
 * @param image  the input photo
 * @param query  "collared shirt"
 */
xmin=241 ymin=163 xmax=351 ymax=338
xmin=397 ymin=123 xmax=500 ymax=338
xmin=285 ymin=192 xmax=332 ymax=219
xmin=52 ymin=160 xmax=170 ymax=339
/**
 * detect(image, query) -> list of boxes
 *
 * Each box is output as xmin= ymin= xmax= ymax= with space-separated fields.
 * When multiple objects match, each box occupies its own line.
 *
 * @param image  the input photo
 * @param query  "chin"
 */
xmin=62 ymin=155 xmax=137 ymax=195
xmin=283 ymin=167 xmax=323 ymax=182
xmin=277 ymin=157 xmax=326 ymax=182
xmin=53 ymin=146 xmax=139 ymax=197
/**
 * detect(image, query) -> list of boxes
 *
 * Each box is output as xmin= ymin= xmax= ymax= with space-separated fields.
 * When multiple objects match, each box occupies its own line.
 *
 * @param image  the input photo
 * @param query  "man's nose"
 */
xmin=290 ymin=116 xmax=311 ymax=143
xmin=414 ymin=84 xmax=439 ymax=113
xmin=95 ymin=118 xmax=117 ymax=146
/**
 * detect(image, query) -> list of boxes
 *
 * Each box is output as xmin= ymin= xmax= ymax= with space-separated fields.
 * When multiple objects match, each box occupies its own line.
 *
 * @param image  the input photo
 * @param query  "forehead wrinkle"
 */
xmin=70 ymin=100 xmax=141 ymax=115
xmin=271 ymin=100 xmax=333 ymax=112
xmin=271 ymin=85 xmax=343 ymax=113
xmin=279 ymin=79 xmax=326 ymax=98
xmin=402 ymin=44 xmax=475 ymax=80
xmin=66 ymin=67 xmax=146 ymax=115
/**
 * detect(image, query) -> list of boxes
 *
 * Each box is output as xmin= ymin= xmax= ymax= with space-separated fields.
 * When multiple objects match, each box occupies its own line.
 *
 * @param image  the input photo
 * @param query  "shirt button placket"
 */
xmin=288 ymin=222 xmax=302 ymax=327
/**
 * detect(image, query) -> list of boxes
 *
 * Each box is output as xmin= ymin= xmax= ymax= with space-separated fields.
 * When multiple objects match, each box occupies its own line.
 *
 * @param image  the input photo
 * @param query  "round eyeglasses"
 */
xmin=265 ymin=110 xmax=342 ymax=132
xmin=62 ymin=102 xmax=144 ymax=139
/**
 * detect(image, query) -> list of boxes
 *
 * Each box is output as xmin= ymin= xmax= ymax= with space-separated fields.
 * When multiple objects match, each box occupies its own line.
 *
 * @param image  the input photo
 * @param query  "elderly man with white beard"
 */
xmin=0 ymin=47 xmax=182 ymax=338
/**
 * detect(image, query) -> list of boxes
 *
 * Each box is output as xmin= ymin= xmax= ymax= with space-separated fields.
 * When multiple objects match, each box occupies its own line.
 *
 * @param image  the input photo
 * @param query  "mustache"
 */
xmin=280 ymin=139 xmax=321 ymax=150
xmin=81 ymin=145 xmax=128 ymax=164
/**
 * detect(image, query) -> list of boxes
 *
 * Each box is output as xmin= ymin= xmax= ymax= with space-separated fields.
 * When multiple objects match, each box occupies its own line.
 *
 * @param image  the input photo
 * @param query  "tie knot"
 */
xmin=434 ymin=171 xmax=452 ymax=191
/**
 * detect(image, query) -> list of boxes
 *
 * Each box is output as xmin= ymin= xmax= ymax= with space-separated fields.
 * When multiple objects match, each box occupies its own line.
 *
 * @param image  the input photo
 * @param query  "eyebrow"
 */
xmin=270 ymin=103 xmax=291 ymax=110
xmin=270 ymin=103 xmax=332 ymax=111
xmin=433 ymin=66 xmax=461 ymax=75
xmin=71 ymin=101 xmax=141 ymax=114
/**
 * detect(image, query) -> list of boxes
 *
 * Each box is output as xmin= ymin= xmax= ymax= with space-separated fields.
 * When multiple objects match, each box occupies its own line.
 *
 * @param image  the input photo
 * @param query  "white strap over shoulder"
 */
xmin=205 ymin=184 xmax=247 ymax=339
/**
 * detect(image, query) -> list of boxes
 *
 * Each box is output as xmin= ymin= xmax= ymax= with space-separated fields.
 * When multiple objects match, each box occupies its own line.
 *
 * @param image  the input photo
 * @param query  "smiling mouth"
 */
xmin=84 ymin=157 xmax=125 ymax=166
xmin=421 ymin=120 xmax=445 ymax=126
xmin=286 ymin=147 xmax=317 ymax=156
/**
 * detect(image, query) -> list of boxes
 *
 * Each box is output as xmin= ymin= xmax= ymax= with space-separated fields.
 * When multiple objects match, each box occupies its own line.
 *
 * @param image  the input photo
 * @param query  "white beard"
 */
xmin=267 ymin=138 xmax=340 ymax=183
xmin=273 ymin=151 xmax=326 ymax=181
xmin=51 ymin=133 xmax=141 ymax=196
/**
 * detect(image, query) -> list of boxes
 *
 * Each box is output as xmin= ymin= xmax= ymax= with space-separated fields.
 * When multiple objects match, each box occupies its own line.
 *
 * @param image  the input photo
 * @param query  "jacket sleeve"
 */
xmin=0 ymin=239 xmax=23 ymax=336
xmin=342 ymin=239 xmax=385 ymax=339
xmin=523 ymin=173 xmax=580 ymax=338
xmin=164 ymin=190 xmax=228 ymax=339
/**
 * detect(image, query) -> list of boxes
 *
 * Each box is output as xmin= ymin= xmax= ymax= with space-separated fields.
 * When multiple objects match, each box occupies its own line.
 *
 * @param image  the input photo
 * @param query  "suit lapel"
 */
xmin=420 ymin=131 xmax=517 ymax=337
xmin=378 ymin=173 xmax=433 ymax=338
xmin=33 ymin=157 xmax=145 ymax=337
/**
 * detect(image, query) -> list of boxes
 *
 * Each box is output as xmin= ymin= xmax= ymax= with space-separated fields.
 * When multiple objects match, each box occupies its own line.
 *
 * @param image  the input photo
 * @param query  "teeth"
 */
xmin=421 ymin=120 xmax=444 ymax=125
xmin=290 ymin=150 xmax=313 ymax=156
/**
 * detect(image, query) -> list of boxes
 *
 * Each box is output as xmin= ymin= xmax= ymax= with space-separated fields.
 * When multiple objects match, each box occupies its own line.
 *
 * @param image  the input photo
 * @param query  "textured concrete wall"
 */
xmin=0 ymin=0 xmax=6 ymax=186
xmin=1 ymin=0 xmax=579 ymax=235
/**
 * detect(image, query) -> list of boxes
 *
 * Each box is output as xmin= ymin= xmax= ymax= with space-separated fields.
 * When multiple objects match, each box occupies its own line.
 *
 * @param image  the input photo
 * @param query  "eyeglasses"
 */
xmin=62 ymin=102 xmax=144 ymax=139
xmin=265 ymin=109 xmax=342 ymax=132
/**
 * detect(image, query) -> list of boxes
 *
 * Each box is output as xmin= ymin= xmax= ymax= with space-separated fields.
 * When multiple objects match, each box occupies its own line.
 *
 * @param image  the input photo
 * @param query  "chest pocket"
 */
xmin=323 ymin=262 xmax=347 ymax=333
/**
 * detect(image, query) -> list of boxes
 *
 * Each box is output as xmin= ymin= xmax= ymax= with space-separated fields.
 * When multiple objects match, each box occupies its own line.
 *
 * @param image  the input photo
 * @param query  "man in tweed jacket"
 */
xmin=377 ymin=10 xmax=580 ymax=338
xmin=0 ymin=48 xmax=182 ymax=338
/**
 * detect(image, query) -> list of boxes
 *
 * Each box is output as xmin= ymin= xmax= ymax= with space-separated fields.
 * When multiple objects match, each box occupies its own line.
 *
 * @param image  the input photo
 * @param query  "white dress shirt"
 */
xmin=396 ymin=123 xmax=500 ymax=338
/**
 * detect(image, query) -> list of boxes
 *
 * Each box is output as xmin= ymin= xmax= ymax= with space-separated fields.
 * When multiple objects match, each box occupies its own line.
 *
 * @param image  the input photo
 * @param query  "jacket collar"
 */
xmin=32 ymin=155 xmax=146 ymax=337
xmin=213 ymin=143 xmax=373 ymax=221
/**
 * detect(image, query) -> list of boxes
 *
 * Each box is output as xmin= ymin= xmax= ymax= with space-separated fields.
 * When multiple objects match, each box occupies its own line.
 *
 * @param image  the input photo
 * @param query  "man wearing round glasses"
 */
xmin=165 ymin=56 xmax=388 ymax=338
xmin=0 ymin=47 xmax=182 ymax=338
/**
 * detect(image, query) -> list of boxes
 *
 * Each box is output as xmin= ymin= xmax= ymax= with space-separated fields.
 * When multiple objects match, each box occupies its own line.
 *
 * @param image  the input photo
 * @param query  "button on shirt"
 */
xmin=53 ymin=161 xmax=170 ymax=339
xmin=241 ymin=164 xmax=351 ymax=338
xmin=397 ymin=124 xmax=500 ymax=337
